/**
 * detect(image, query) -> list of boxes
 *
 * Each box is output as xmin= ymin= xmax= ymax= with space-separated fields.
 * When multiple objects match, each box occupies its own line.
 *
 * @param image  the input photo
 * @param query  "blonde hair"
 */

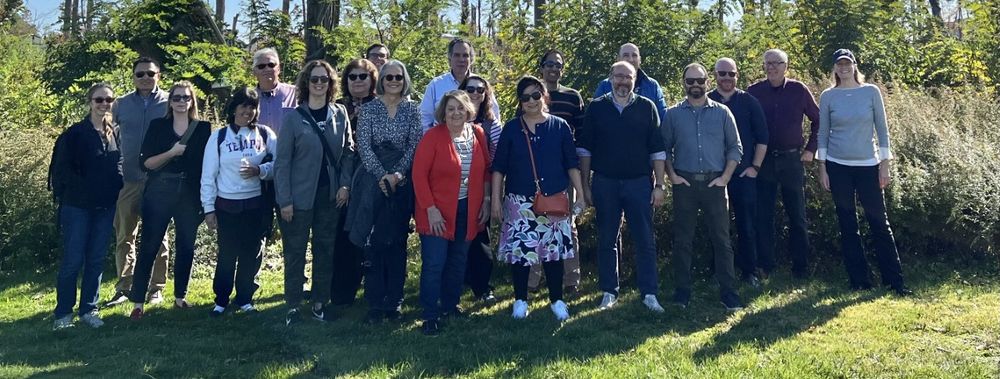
xmin=434 ymin=90 xmax=476 ymax=124
xmin=164 ymin=81 xmax=199 ymax=120
xmin=831 ymin=63 xmax=866 ymax=88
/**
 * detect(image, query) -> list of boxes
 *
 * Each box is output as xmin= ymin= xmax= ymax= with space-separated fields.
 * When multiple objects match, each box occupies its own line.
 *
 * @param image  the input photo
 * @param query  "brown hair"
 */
xmin=340 ymin=59 xmax=378 ymax=100
xmin=515 ymin=75 xmax=549 ymax=114
xmin=458 ymin=74 xmax=496 ymax=122
xmin=164 ymin=80 xmax=199 ymax=120
xmin=295 ymin=60 xmax=339 ymax=104
xmin=434 ymin=90 xmax=476 ymax=125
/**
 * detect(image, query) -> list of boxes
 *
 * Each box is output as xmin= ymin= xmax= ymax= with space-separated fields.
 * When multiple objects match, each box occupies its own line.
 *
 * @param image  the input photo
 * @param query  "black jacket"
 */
xmin=52 ymin=118 xmax=124 ymax=209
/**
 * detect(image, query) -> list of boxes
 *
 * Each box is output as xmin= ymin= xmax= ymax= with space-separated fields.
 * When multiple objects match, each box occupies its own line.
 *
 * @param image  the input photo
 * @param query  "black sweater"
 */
xmin=53 ymin=119 xmax=124 ymax=209
xmin=578 ymin=94 xmax=665 ymax=179
xmin=139 ymin=117 xmax=212 ymax=195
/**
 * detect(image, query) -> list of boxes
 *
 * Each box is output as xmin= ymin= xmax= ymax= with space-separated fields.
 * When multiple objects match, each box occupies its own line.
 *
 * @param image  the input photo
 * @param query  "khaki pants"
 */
xmin=528 ymin=186 xmax=581 ymax=289
xmin=113 ymin=180 xmax=169 ymax=294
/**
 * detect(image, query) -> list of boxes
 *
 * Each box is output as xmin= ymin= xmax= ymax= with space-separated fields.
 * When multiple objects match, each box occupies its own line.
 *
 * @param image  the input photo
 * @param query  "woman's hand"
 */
xmin=239 ymin=164 xmax=260 ymax=179
xmin=478 ymin=197 xmax=490 ymax=225
xmin=168 ymin=142 xmax=187 ymax=157
xmin=572 ymin=198 xmax=587 ymax=216
xmin=281 ymin=205 xmax=294 ymax=222
xmin=427 ymin=206 xmax=446 ymax=236
xmin=879 ymin=161 xmax=891 ymax=189
xmin=204 ymin=212 xmax=218 ymax=230
xmin=336 ymin=187 xmax=350 ymax=208
xmin=379 ymin=174 xmax=399 ymax=195
xmin=818 ymin=164 xmax=830 ymax=192
xmin=491 ymin=197 xmax=503 ymax=223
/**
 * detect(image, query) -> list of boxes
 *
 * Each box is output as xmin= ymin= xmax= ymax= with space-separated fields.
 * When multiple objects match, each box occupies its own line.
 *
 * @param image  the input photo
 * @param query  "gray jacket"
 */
xmin=275 ymin=103 xmax=357 ymax=210
xmin=113 ymin=88 xmax=169 ymax=182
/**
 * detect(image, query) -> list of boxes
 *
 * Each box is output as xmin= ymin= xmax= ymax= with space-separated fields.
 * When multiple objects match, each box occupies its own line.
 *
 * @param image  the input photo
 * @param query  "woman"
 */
xmin=129 ymin=81 xmax=211 ymax=319
xmin=331 ymin=58 xmax=378 ymax=307
xmin=275 ymin=60 xmax=356 ymax=325
xmin=457 ymin=74 xmax=502 ymax=303
xmin=492 ymin=76 xmax=584 ymax=321
xmin=201 ymin=87 xmax=277 ymax=317
xmin=816 ymin=48 xmax=911 ymax=296
xmin=345 ymin=60 xmax=422 ymax=324
xmin=412 ymin=90 xmax=490 ymax=335
xmin=51 ymin=83 xmax=123 ymax=330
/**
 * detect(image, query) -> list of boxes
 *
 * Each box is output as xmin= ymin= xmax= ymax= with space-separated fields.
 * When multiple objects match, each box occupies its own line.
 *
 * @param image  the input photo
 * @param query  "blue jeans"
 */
xmin=591 ymin=174 xmax=659 ymax=297
xmin=54 ymin=205 xmax=115 ymax=318
xmin=728 ymin=173 xmax=758 ymax=277
xmin=419 ymin=199 xmax=470 ymax=321
xmin=129 ymin=174 xmax=203 ymax=303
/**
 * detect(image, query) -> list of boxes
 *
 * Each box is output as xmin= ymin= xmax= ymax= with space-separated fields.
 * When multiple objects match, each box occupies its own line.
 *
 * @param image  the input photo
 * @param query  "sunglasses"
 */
xmin=384 ymin=74 xmax=405 ymax=82
xmin=310 ymin=76 xmax=331 ymax=84
xmin=92 ymin=97 xmax=115 ymax=104
xmin=518 ymin=91 xmax=543 ymax=103
xmin=348 ymin=73 xmax=368 ymax=81
xmin=256 ymin=62 xmax=277 ymax=70
xmin=465 ymin=86 xmax=485 ymax=94
xmin=134 ymin=71 xmax=157 ymax=78
xmin=685 ymin=78 xmax=707 ymax=85
xmin=541 ymin=61 xmax=564 ymax=69
xmin=170 ymin=95 xmax=192 ymax=102
xmin=716 ymin=71 xmax=737 ymax=78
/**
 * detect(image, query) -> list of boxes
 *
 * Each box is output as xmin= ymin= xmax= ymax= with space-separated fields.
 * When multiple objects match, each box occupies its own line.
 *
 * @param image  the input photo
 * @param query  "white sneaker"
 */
xmin=550 ymin=300 xmax=570 ymax=321
xmin=52 ymin=315 xmax=74 ymax=330
xmin=147 ymin=290 xmax=164 ymax=305
xmin=512 ymin=300 xmax=529 ymax=319
xmin=643 ymin=294 xmax=665 ymax=313
xmin=79 ymin=310 xmax=105 ymax=328
xmin=598 ymin=292 xmax=617 ymax=310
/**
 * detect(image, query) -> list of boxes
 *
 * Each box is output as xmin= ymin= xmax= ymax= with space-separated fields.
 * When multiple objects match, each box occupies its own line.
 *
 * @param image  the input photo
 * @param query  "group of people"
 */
xmin=50 ymin=39 xmax=911 ymax=336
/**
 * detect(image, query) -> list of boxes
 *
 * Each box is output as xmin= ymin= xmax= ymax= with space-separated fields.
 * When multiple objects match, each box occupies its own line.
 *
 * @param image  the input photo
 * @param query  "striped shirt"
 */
xmin=548 ymin=85 xmax=586 ymax=135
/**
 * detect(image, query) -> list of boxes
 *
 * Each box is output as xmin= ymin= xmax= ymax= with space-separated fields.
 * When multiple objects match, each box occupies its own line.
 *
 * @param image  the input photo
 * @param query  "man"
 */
xmin=105 ymin=57 xmax=171 ymax=306
xmin=365 ymin=43 xmax=390 ymax=67
xmin=419 ymin=38 xmax=500 ymax=132
xmin=526 ymin=49 xmax=587 ymax=296
xmin=662 ymin=63 xmax=744 ymax=311
xmin=746 ymin=49 xmax=819 ymax=279
xmin=579 ymin=61 xmax=667 ymax=313
xmin=253 ymin=48 xmax=297 ymax=133
xmin=707 ymin=58 xmax=769 ymax=287
xmin=593 ymin=43 xmax=668 ymax=124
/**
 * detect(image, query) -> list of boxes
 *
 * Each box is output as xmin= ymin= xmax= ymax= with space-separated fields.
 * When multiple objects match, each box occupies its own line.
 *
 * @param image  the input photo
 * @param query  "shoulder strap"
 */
xmin=216 ymin=127 xmax=227 ymax=154
xmin=520 ymin=117 xmax=542 ymax=194
xmin=179 ymin=119 xmax=199 ymax=145
xmin=297 ymin=107 xmax=338 ymax=167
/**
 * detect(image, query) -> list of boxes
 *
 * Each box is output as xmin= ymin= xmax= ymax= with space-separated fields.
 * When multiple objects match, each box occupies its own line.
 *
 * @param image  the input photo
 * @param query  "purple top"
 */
xmin=746 ymin=78 xmax=820 ymax=152
xmin=256 ymin=82 xmax=298 ymax=133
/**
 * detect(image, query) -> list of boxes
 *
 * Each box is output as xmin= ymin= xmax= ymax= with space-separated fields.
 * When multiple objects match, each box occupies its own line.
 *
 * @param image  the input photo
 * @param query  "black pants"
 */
xmin=464 ymin=228 xmax=494 ymax=297
xmin=671 ymin=172 xmax=737 ymax=296
xmin=213 ymin=200 xmax=265 ymax=308
xmin=827 ymin=161 xmax=904 ymax=288
xmin=512 ymin=261 xmax=563 ymax=303
xmin=331 ymin=209 xmax=364 ymax=306
xmin=364 ymin=242 xmax=407 ymax=312
xmin=756 ymin=150 xmax=811 ymax=275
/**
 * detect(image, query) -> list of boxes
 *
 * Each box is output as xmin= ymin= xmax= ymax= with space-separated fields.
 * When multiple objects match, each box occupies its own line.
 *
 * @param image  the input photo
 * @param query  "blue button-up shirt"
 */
xmin=662 ymin=98 xmax=742 ymax=173
xmin=257 ymin=82 xmax=297 ymax=133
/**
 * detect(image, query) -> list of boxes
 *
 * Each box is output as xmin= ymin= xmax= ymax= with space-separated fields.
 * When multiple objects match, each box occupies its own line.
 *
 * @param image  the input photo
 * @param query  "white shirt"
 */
xmin=419 ymin=71 xmax=501 ymax=132
xmin=200 ymin=125 xmax=278 ymax=213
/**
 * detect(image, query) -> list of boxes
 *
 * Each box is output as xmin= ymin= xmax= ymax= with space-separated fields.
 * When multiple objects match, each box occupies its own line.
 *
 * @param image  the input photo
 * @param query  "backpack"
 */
xmin=47 ymin=128 xmax=73 ymax=204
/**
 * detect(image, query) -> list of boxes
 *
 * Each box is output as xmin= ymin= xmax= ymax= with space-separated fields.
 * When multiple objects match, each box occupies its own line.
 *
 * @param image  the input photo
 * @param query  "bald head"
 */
xmin=618 ymin=43 xmax=641 ymax=70
xmin=609 ymin=61 xmax=637 ymax=98
xmin=714 ymin=57 xmax=739 ymax=94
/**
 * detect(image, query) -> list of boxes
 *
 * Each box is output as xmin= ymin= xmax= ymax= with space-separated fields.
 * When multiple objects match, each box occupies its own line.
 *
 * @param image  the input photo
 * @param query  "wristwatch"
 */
xmin=393 ymin=172 xmax=404 ymax=181
xmin=654 ymin=183 xmax=667 ymax=190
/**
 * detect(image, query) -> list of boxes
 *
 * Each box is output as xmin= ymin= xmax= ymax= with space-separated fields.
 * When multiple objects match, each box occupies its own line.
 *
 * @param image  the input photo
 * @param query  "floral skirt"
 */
xmin=497 ymin=193 xmax=575 ymax=266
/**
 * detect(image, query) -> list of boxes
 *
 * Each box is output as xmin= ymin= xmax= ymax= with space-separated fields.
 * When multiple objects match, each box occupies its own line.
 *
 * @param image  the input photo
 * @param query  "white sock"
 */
xmin=213 ymin=305 xmax=226 ymax=313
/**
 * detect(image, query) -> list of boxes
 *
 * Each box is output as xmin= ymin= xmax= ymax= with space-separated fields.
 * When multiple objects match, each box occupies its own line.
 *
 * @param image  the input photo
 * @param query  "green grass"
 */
xmin=0 ymin=251 xmax=997 ymax=378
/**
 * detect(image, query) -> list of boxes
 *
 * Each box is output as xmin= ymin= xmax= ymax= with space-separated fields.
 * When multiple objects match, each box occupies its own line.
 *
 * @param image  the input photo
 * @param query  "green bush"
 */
xmin=0 ymin=35 xmax=58 ymax=132
xmin=0 ymin=129 xmax=60 ymax=269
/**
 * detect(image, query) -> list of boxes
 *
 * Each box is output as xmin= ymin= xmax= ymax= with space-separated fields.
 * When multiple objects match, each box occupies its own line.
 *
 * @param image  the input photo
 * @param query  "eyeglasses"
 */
xmin=170 ymin=95 xmax=192 ymax=103
xmin=347 ymin=73 xmax=368 ymax=81
xmin=685 ymin=78 xmax=707 ymax=85
xmin=765 ymin=61 xmax=786 ymax=67
xmin=309 ymin=76 xmax=331 ymax=84
xmin=612 ymin=74 xmax=634 ymax=81
xmin=541 ymin=61 xmax=564 ymax=69
xmin=134 ymin=71 xmax=157 ymax=78
xmin=92 ymin=97 xmax=115 ymax=104
xmin=518 ymin=91 xmax=543 ymax=103
xmin=256 ymin=62 xmax=277 ymax=70
xmin=367 ymin=52 xmax=387 ymax=59
xmin=384 ymin=74 xmax=404 ymax=82
xmin=716 ymin=71 xmax=737 ymax=78
xmin=465 ymin=86 xmax=485 ymax=94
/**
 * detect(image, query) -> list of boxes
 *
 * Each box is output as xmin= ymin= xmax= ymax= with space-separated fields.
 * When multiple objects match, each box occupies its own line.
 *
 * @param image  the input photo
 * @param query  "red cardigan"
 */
xmin=412 ymin=123 xmax=490 ymax=241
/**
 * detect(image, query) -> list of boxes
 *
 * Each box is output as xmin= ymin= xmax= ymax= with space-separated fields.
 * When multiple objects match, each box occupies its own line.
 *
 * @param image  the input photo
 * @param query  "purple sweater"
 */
xmin=747 ymin=78 xmax=820 ymax=152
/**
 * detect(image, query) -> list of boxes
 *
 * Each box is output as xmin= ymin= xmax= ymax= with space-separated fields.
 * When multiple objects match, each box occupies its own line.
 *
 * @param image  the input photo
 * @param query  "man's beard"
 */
xmin=687 ymin=86 xmax=704 ymax=99
xmin=613 ymin=86 xmax=632 ymax=97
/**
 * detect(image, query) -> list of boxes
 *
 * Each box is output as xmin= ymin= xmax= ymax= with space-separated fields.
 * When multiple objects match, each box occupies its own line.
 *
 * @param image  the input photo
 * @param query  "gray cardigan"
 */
xmin=274 ymin=103 xmax=357 ymax=210
xmin=113 ymin=88 xmax=169 ymax=182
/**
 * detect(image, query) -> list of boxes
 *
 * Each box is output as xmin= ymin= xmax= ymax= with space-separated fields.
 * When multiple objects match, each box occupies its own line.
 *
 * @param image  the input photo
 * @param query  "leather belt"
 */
xmin=676 ymin=170 xmax=722 ymax=182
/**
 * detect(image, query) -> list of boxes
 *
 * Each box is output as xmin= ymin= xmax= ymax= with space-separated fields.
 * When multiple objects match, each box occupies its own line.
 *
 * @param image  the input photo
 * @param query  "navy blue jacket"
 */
xmin=708 ymin=89 xmax=768 ymax=168
xmin=493 ymin=115 xmax=579 ymax=197
xmin=53 ymin=118 xmax=124 ymax=209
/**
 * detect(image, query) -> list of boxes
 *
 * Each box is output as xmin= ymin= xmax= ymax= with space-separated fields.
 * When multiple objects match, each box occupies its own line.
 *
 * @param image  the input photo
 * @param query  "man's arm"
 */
xmin=802 ymin=83 xmax=820 ymax=159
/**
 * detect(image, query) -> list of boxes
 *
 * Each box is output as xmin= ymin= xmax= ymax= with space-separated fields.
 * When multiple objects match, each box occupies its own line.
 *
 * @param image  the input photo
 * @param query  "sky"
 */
xmin=24 ymin=0 xmax=286 ymax=34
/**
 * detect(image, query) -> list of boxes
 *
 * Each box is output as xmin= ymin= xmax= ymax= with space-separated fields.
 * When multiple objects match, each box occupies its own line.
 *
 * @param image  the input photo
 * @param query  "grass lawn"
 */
xmin=0 ymin=249 xmax=997 ymax=378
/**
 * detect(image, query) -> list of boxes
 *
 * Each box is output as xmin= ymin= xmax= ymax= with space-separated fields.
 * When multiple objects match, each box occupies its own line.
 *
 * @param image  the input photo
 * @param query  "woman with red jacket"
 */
xmin=411 ymin=90 xmax=490 ymax=336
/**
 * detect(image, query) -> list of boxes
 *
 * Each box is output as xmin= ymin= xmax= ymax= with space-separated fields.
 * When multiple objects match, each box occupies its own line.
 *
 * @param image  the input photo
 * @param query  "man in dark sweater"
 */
xmin=579 ymin=61 xmax=667 ymax=313
xmin=746 ymin=49 xmax=819 ymax=279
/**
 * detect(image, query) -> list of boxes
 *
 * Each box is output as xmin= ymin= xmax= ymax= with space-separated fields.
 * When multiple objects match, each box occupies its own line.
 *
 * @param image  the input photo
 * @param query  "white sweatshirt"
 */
xmin=200 ymin=125 xmax=278 ymax=213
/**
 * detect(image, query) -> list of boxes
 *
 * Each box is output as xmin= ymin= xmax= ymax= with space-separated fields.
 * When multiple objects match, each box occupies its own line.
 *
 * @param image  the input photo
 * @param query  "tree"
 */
xmin=215 ymin=0 xmax=224 ymax=22
xmin=533 ymin=0 xmax=544 ymax=26
xmin=305 ymin=0 xmax=337 ymax=63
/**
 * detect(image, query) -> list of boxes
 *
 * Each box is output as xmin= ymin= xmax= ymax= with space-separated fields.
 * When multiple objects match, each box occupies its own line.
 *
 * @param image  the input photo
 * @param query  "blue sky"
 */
xmin=24 ymin=0 xmax=286 ymax=34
